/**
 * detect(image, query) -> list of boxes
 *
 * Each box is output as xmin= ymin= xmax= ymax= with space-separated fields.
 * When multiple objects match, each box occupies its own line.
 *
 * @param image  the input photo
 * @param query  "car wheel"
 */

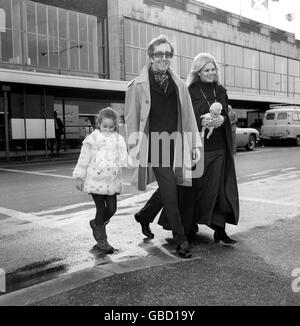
xmin=245 ymin=134 xmax=256 ymax=151
xmin=296 ymin=136 xmax=300 ymax=146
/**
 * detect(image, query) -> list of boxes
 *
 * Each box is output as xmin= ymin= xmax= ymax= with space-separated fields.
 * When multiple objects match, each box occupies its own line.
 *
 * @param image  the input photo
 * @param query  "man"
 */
xmin=124 ymin=35 xmax=202 ymax=258
xmin=51 ymin=111 xmax=64 ymax=155
xmin=228 ymin=105 xmax=238 ymax=154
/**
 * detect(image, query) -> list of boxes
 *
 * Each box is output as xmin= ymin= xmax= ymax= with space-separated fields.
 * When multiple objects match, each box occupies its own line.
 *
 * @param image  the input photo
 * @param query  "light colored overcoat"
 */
xmin=124 ymin=64 xmax=203 ymax=191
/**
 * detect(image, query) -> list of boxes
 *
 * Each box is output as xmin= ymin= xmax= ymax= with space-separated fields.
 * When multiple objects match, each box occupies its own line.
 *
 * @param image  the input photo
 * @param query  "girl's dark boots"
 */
xmin=90 ymin=220 xmax=114 ymax=253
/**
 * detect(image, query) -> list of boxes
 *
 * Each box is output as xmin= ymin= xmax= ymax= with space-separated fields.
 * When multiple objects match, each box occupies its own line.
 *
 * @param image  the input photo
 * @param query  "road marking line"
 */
xmin=33 ymin=202 xmax=94 ymax=216
xmin=0 ymin=160 xmax=76 ymax=169
xmin=240 ymin=196 xmax=300 ymax=208
xmin=0 ymin=168 xmax=72 ymax=179
xmin=280 ymin=167 xmax=297 ymax=171
xmin=238 ymin=149 xmax=275 ymax=155
xmin=34 ymin=170 xmax=57 ymax=173
xmin=244 ymin=169 xmax=283 ymax=177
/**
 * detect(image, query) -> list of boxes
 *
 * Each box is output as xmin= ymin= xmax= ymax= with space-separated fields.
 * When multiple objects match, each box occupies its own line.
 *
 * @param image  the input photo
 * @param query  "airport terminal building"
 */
xmin=1 ymin=0 xmax=300 ymax=159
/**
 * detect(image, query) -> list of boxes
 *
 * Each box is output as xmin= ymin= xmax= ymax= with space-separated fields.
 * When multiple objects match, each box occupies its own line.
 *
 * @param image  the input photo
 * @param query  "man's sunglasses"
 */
xmin=153 ymin=51 xmax=174 ymax=59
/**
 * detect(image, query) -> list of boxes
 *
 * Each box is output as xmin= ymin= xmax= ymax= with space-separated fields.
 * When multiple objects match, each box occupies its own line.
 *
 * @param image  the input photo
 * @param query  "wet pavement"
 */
xmin=29 ymin=216 xmax=300 ymax=305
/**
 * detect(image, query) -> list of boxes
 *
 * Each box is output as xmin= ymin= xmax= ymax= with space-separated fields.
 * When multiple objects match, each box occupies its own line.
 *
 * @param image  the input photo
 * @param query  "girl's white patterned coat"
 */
xmin=73 ymin=130 xmax=129 ymax=195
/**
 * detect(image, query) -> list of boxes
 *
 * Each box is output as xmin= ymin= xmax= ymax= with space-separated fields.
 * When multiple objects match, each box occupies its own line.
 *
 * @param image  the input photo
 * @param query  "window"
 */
xmin=225 ymin=44 xmax=243 ymax=67
xmin=260 ymin=52 xmax=274 ymax=73
xmin=292 ymin=113 xmax=299 ymax=121
xmin=49 ymin=36 xmax=58 ymax=67
xmin=27 ymin=33 xmax=37 ymax=65
xmin=70 ymin=40 xmax=79 ymax=70
xmin=1 ymin=28 xmax=13 ymax=61
xmin=26 ymin=1 xmax=36 ymax=34
xmin=88 ymin=16 xmax=97 ymax=44
xmin=37 ymin=3 xmax=47 ymax=35
xmin=59 ymin=38 xmax=68 ymax=69
xmin=0 ymin=8 xmax=6 ymax=32
xmin=48 ymin=6 xmax=58 ymax=37
xmin=275 ymin=56 xmax=287 ymax=75
xmin=278 ymin=112 xmax=287 ymax=120
xmin=0 ymin=0 xmax=11 ymax=29
xmin=266 ymin=113 xmax=275 ymax=120
xmin=0 ymin=0 xmax=102 ymax=75
xmin=38 ymin=35 xmax=48 ymax=66
xmin=79 ymin=14 xmax=88 ymax=43
xmin=288 ymin=59 xmax=300 ymax=77
xmin=244 ymin=49 xmax=259 ymax=70
xmin=69 ymin=11 xmax=78 ymax=42
xmin=58 ymin=8 xmax=67 ymax=39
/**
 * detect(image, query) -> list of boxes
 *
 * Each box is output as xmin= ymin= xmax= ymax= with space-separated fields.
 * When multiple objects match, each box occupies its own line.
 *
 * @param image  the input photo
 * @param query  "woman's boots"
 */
xmin=90 ymin=220 xmax=114 ymax=253
xmin=213 ymin=225 xmax=237 ymax=245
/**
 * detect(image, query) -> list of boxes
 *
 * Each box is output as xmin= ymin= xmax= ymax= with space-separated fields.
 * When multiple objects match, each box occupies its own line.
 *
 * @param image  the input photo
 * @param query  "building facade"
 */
xmin=1 ymin=0 xmax=300 ymax=159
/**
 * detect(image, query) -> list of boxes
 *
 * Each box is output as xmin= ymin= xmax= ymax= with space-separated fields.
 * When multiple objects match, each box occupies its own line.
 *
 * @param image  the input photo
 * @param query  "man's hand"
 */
xmin=212 ymin=115 xmax=224 ymax=128
xmin=75 ymin=178 xmax=84 ymax=191
xmin=192 ymin=148 xmax=201 ymax=164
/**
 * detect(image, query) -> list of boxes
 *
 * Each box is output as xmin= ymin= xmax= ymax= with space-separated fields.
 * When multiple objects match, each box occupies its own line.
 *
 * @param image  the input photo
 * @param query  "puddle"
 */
xmin=2 ymin=258 xmax=69 ymax=295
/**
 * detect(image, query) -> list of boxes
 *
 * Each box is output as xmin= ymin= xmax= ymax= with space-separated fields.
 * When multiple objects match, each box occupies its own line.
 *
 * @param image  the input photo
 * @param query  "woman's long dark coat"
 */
xmin=158 ymin=82 xmax=239 ymax=231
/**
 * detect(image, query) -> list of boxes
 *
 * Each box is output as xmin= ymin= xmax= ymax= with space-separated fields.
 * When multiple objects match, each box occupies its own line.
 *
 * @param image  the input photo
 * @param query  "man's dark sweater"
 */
xmin=148 ymin=70 xmax=178 ymax=165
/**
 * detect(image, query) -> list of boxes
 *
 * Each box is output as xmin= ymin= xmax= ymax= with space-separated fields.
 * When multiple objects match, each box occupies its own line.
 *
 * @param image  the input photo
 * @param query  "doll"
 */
xmin=201 ymin=102 xmax=223 ymax=139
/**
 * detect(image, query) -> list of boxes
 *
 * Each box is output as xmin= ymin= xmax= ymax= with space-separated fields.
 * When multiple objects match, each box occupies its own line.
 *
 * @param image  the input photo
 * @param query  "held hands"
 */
xmin=75 ymin=178 xmax=84 ymax=191
xmin=192 ymin=148 xmax=201 ymax=164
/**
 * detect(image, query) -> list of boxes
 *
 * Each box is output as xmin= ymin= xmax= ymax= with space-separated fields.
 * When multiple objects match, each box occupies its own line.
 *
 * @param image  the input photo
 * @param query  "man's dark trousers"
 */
xmin=138 ymin=167 xmax=186 ymax=246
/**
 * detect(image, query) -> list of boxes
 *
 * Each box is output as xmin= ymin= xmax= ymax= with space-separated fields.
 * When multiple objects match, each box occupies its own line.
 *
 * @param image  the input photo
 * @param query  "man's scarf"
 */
xmin=151 ymin=69 xmax=169 ymax=94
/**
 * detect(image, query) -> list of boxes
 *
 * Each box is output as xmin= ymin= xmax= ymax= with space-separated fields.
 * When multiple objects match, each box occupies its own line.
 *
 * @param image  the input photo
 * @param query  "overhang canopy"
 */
xmin=228 ymin=90 xmax=300 ymax=109
xmin=1 ymin=68 xmax=300 ymax=108
xmin=0 ymin=68 xmax=128 ymax=102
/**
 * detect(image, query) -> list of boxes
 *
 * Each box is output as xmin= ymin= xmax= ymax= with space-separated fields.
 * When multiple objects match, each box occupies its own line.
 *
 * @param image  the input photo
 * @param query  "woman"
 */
xmin=158 ymin=53 xmax=239 ymax=244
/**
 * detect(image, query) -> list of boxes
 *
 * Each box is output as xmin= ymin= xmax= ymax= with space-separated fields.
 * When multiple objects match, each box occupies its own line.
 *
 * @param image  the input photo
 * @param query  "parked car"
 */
xmin=261 ymin=107 xmax=300 ymax=146
xmin=236 ymin=127 xmax=259 ymax=151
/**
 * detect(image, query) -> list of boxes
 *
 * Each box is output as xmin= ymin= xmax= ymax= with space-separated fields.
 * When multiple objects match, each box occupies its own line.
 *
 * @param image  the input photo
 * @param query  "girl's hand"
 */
xmin=75 ymin=178 xmax=84 ymax=191
xmin=212 ymin=116 xmax=224 ymax=128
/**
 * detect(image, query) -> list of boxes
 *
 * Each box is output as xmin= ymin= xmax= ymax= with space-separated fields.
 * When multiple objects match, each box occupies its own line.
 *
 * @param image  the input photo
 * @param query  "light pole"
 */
xmin=40 ymin=44 xmax=83 ymax=57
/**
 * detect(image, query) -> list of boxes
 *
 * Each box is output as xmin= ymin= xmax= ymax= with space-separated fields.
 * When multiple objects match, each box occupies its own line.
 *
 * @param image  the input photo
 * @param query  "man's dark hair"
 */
xmin=147 ymin=34 xmax=175 ymax=58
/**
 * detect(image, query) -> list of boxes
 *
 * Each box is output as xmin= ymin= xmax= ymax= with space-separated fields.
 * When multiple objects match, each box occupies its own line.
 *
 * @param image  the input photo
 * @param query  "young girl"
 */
xmin=73 ymin=108 xmax=129 ymax=253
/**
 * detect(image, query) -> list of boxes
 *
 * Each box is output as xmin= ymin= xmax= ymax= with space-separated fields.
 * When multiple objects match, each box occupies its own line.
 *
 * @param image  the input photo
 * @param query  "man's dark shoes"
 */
xmin=187 ymin=224 xmax=199 ymax=242
xmin=176 ymin=240 xmax=192 ymax=259
xmin=134 ymin=214 xmax=154 ymax=239
xmin=214 ymin=229 xmax=237 ymax=245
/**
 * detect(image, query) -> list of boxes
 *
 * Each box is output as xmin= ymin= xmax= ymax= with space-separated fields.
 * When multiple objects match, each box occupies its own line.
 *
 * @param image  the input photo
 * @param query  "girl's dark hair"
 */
xmin=95 ymin=107 xmax=119 ymax=132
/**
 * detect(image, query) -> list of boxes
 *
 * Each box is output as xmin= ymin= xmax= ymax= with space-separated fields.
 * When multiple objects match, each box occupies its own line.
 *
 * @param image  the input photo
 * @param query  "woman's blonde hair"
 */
xmin=95 ymin=107 xmax=119 ymax=132
xmin=186 ymin=53 xmax=220 ymax=88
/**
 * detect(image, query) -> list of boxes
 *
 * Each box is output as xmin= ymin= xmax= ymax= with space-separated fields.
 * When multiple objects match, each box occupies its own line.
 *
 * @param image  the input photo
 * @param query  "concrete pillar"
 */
xmin=107 ymin=0 xmax=125 ymax=118
xmin=107 ymin=0 xmax=124 ymax=81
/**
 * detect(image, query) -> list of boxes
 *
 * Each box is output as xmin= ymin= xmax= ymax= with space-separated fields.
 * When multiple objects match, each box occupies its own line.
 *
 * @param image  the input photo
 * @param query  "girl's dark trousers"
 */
xmin=91 ymin=194 xmax=117 ymax=226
